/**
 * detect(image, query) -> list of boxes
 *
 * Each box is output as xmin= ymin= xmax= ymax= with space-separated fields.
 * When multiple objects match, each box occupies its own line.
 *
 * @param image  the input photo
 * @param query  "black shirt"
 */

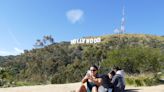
xmin=99 ymin=74 xmax=113 ymax=88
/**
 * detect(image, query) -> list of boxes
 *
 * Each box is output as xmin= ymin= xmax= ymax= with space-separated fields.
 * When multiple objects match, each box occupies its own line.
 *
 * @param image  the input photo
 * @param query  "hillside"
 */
xmin=0 ymin=34 xmax=164 ymax=87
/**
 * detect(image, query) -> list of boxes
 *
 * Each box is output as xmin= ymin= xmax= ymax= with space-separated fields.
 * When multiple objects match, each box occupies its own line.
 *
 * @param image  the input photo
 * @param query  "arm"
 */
xmin=90 ymin=77 xmax=102 ymax=86
xmin=81 ymin=75 xmax=89 ymax=84
xmin=111 ymin=75 xmax=118 ymax=86
xmin=111 ymin=75 xmax=116 ymax=84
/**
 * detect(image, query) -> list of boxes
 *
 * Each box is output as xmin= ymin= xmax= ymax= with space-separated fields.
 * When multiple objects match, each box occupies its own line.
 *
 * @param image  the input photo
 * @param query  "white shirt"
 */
xmin=116 ymin=70 xmax=125 ymax=85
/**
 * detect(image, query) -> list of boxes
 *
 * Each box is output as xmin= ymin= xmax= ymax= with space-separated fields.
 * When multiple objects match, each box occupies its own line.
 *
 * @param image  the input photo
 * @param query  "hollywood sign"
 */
xmin=71 ymin=37 xmax=101 ymax=44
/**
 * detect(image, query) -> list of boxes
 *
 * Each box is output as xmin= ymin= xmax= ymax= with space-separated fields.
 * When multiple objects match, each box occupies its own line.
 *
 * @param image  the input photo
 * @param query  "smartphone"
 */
xmin=86 ymin=70 xmax=91 ymax=77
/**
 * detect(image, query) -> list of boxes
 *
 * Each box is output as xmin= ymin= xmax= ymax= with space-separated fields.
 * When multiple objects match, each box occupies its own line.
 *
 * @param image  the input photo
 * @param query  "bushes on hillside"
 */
xmin=101 ymin=47 xmax=163 ymax=74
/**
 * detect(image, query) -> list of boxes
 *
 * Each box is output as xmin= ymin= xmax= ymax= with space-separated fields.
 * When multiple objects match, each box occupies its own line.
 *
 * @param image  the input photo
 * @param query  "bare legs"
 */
xmin=76 ymin=85 xmax=98 ymax=92
xmin=76 ymin=85 xmax=86 ymax=92
xmin=92 ymin=86 xmax=98 ymax=92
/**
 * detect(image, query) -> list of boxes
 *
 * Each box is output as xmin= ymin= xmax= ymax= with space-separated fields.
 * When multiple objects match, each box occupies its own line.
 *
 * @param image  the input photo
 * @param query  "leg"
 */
xmin=92 ymin=86 xmax=98 ymax=92
xmin=123 ymin=85 xmax=125 ymax=92
xmin=98 ymin=86 xmax=106 ymax=92
xmin=76 ymin=85 xmax=87 ymax=92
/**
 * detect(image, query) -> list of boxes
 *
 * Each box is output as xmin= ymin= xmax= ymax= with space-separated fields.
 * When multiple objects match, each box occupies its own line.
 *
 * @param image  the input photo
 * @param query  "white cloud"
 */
xmin=0 ymin=48 xmax=24 ymax=56
xmin=66 ymin=9 xmax=84 ymax=24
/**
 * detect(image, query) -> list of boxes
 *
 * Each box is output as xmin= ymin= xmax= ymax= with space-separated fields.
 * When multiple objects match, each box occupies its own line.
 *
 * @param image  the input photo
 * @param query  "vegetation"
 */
xmin=0 ymin=34 xmax=163 ymax=87
xmin=126 ymin=73 xmax=161 ymax=86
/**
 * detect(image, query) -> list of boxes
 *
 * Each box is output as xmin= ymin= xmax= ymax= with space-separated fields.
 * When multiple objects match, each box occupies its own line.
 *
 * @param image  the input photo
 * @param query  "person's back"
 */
xmin=113 ymin=66 xmax=125 ymax=92
xmin=111 ymin=74 xmax=124 ymax=92
xmin=116 ymin=70 xmax=125 ymax=87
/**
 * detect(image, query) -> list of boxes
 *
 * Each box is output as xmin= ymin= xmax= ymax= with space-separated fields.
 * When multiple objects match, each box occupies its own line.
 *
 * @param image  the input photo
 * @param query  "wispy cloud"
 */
xmin=14 ymin=48 xmax=24 ymax=53
xmin=8 ymin=29 xmax=21 ymax=46
xmin=0 ymin=48 xmax=24 ymax=56
xmin=0 ymin=50 xmax=12 ymax=56
xmin=66 ymin=9 xmax=84 ymax=24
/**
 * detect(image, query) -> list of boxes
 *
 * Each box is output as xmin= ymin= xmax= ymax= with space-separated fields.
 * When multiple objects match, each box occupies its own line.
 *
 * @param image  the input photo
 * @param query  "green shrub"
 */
xmin=15 ymin=81 xmax=31 ymax=86
xmin=134 ymin=79 xmax=143 ymax=86
xmin=142 ymin=77 xmax=152 ymax=86
xmin=125 ymin=74 xmax=160 ymax=86
xmin=0 ymin=79 xmax=6 ymax=87
xmin=126 ymin=77 xmax=134 ymax=85
xmin=51 ymin=77 xmax=56 ymax=84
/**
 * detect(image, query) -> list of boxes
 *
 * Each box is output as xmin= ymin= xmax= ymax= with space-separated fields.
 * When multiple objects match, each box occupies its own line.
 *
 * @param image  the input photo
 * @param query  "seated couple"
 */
xmin=76 ymin=65 xmax=125 ymax=92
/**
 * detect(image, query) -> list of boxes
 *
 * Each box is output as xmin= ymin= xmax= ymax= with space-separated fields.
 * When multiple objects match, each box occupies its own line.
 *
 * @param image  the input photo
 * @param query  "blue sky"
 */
xmin=0 ymin=0 xmax=164 ymax=56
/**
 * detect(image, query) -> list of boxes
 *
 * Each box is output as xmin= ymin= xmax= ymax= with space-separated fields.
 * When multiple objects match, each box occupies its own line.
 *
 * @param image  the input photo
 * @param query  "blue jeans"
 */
xmin=98 ymin=86 xmax=113 ymax=92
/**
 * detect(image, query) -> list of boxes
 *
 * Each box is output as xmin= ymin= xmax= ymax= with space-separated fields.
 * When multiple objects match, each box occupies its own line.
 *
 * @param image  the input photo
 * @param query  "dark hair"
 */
xmin=110 ymin=71 xmax=116 ymax=76
xmin=113 ymin=66 xmax=121 ymax=71
xmin=91 ymin=65 xmax=98 ymax=70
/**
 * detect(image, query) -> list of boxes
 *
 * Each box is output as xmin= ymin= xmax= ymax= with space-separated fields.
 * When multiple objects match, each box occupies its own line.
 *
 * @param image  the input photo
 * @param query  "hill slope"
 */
xmin=0 ymin=34 xmax=164 ymax=87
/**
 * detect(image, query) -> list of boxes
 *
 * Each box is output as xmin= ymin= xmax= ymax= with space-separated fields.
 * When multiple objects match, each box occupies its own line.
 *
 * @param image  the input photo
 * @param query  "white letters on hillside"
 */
xmin=71 ymin=37 xmax=101 ymax=44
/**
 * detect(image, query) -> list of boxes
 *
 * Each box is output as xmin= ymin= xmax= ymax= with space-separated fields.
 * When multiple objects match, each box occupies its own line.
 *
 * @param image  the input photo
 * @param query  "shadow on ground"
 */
xmin=125 ymin=89 xmax=140 ymax=92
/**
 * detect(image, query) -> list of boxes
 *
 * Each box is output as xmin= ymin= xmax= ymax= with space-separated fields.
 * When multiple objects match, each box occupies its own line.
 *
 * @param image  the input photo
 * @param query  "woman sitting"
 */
xmin=76 ymin=65 xmax=102 ymax=92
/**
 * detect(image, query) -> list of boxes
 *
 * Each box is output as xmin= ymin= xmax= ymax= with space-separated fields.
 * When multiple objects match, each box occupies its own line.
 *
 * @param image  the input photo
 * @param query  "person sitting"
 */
xmin=112 ymin=67 xmax=125 ymax=92
xmin=76 ymin=65 xmax=102 ymax=92
xmin=98 ymin=71 xmax=115 ymax=92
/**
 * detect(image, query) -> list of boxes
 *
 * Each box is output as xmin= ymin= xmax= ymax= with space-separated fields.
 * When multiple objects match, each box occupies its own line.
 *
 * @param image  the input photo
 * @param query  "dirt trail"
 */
xmin=0 ymin=82 xmax=163 ymax=92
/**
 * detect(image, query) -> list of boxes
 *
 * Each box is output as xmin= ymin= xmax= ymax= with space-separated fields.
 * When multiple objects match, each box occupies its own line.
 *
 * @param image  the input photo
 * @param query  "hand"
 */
xmin=84 ymin=74 xmax=90 ymax=80
xmin=86 ymin=70 xmax=91 ymax=77
xmin=88 ymin=75 xmax=96 ymax=81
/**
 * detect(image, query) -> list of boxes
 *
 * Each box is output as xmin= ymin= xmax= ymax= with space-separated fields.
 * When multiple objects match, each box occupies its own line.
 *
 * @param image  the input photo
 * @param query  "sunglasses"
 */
xmin=90 ymin=69 xmax=97 ymax=72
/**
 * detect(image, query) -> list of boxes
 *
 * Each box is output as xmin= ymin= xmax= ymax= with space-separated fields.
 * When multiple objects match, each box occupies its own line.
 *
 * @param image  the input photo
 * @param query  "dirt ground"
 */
xmin=0 ymin=82 xmax=163 ymax=92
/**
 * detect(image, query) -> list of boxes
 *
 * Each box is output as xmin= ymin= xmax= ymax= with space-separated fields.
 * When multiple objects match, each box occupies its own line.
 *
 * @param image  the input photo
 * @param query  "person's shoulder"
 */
xmin=116 ymin=70 xmax=121 ymax=74
xmin=97 ymin=74 xmax=107 ymax=78
xmin=114 ymin=74 xmax=122 ymax=78
xmin=116 ymin=70 xmax=125 ymax=76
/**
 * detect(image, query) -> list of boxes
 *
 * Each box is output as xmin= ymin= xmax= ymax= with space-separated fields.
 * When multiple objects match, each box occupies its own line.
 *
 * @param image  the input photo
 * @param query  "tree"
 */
xmin=43 ymin=35 xmax=54 ymax=45
xmin=34 ymin=39 xmax=44 ymax=48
